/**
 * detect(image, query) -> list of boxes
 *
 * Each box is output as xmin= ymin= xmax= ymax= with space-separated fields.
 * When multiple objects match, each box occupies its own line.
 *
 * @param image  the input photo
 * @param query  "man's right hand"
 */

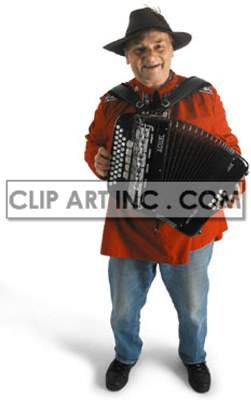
xmin=94 ymin=147 xmax=111 ymax=178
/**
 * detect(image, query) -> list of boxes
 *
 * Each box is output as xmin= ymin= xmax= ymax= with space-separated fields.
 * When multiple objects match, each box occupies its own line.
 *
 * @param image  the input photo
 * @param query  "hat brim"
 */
xmin=103 ymin=30 xmax=192 ymax=56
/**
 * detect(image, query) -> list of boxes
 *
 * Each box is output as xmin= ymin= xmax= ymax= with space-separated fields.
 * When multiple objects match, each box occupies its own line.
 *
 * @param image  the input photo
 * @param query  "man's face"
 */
xmin=124 ymin=30 xmax=174 ymax=88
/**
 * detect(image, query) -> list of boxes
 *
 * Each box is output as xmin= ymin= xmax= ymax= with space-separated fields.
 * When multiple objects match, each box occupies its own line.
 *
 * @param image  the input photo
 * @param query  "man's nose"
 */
xmin=144 ymin=48 xmax=158 ymax=60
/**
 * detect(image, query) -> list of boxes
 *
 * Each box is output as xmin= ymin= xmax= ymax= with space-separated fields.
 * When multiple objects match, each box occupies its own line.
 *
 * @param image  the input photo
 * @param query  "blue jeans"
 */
xmin=108 ymin=241 xmax=214 ymax=365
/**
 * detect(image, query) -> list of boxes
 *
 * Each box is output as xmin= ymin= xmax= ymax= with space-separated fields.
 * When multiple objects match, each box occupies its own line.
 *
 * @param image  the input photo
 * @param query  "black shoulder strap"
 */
xmin=109 ymin=83 xmax=142 ymax=108
xmin=108 ymin=76 xmax=211 ymax=110
xmin=163 ymin=76 xmax=211 ymax=108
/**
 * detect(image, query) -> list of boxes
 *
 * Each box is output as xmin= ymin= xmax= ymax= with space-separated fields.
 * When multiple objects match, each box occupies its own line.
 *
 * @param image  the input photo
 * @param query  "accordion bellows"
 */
xmin=108 ymin=113 xmax=248 ymax=236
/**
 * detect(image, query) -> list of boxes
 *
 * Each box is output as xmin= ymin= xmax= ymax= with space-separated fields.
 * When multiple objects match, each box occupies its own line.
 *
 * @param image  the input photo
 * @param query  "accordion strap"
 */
xmin=109 ymin=83 xmax=142 ymax=108
xmin=108 ymin=76 xmax=211 ymax=111
xmin=162 ymin=77 xmax=211 ymax=108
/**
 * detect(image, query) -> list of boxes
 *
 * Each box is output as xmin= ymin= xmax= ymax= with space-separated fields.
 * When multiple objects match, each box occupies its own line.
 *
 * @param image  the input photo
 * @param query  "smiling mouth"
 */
xmin=143 ymin=64 xmax=163 ymax=70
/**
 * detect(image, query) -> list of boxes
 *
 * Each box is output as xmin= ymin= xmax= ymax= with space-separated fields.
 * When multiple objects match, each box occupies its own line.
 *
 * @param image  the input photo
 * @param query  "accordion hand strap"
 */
xmin=108 ymin=76 xmax=211 ymax=111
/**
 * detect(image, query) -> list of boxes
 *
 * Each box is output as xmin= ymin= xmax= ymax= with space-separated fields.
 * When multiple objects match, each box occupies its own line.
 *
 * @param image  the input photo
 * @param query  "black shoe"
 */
xmin=184 ymin=362 xmax=211 ymax=393
xmin=105 ymin=358 xmax=136 ymax=391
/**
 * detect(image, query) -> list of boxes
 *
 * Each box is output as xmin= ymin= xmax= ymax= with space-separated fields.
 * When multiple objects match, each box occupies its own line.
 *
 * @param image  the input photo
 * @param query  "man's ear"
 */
xmin=124 ymin=51 xmax=130 ymax=65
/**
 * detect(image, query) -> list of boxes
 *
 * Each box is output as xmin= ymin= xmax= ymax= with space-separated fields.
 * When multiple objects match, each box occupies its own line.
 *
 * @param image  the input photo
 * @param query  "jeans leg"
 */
xmin=108 ymin=257 xmax=157 ymax=364
xmin=159 ymin=242 xmax=214 ymax=364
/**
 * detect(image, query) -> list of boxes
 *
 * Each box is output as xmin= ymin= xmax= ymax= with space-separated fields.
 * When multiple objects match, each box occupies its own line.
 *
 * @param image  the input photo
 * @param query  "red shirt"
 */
xmin=85 ymin=70 xmax=244 ymax=265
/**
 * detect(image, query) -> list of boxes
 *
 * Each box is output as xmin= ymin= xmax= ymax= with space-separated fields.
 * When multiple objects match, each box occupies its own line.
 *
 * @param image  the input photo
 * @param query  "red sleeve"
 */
xmin=212 ymin=87 xmax=241 ymax=153
xmin=84 ymin=99 xmax=107 ymax=179
xmin=212 ymin=87 xmax=246 ymax=193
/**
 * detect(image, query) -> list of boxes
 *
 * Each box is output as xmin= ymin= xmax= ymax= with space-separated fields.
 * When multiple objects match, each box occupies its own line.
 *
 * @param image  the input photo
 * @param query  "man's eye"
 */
xmin=135 ymin=47 xmax=145 ymax=54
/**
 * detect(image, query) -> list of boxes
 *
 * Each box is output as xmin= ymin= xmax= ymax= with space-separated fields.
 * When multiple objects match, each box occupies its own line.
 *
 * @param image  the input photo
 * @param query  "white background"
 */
xmin=0 ymin=0 xmax=250 ymax=398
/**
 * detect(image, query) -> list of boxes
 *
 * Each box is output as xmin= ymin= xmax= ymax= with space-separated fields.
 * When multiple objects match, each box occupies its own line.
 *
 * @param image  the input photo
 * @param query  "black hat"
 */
xmin=103 ymin=7 xmax=192 ymax=56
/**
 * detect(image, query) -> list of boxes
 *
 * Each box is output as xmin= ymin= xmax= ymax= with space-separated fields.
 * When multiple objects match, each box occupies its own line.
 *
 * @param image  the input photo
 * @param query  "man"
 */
xmin=84 ymin=7 xmax=245 ymax=393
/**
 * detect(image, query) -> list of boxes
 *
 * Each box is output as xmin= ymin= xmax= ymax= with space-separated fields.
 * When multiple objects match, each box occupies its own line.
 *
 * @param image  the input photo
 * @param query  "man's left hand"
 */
xmin=223 ymin=181 xmax=244 ymax=209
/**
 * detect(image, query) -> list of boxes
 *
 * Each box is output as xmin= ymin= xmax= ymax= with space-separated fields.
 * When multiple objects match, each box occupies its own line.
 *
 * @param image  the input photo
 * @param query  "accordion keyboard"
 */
xmin=109 ymin=123 xmax=134 ymax=183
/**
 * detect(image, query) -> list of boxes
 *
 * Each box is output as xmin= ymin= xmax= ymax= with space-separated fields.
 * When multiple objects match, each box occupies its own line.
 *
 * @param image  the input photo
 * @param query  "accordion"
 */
xmin=107 ymin=113 xmax=249 ymax=236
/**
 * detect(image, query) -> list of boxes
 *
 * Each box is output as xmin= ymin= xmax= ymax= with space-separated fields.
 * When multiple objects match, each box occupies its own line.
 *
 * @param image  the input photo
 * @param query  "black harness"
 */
xmin=108 ymin=76 xmax=211 ymax=112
